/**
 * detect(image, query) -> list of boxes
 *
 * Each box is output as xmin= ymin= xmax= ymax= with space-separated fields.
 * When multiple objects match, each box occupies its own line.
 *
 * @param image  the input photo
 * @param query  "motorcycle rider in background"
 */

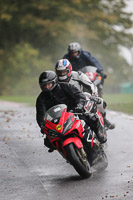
xmin=55 ymin=59 xmax=115 ymax=130
xmin=63 ymin=42 xmax=107 ymax=87
xmin=36 ymin=71 xmax=107 ymax=152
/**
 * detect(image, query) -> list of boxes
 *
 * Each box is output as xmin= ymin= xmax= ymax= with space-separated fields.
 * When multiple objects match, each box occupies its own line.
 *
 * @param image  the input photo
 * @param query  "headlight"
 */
xmin=48 ymin=129 xmax=60 ymax=138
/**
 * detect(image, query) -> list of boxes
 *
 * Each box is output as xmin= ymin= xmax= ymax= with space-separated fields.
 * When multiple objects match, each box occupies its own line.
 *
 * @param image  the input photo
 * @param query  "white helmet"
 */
xmin=55 ymin=59 xmax=72 ymax=81
xmin=68 ymin=42 xmax=81 ymax=58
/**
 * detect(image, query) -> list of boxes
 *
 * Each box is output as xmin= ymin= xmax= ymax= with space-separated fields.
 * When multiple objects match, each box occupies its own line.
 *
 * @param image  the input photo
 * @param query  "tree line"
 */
xmin=0 ymin=0 xmax=132 ymax=95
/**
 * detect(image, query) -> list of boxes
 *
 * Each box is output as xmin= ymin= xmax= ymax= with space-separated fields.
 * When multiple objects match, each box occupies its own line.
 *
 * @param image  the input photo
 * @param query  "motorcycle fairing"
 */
xmin=96 ymin=109 xmax=104 ymax=127
xmin=44 ymin=105 xmax=84 ymax=145
xmin=62 ymin=137 xmax=83 ymax=148
xmin=86 ymin=71 xmax=97 ymax=82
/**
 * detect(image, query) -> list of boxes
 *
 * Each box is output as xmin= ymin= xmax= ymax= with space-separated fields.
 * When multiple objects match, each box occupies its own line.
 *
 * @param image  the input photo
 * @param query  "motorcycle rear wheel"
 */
xmin=64 ymin=143 xmax=92 ymax=178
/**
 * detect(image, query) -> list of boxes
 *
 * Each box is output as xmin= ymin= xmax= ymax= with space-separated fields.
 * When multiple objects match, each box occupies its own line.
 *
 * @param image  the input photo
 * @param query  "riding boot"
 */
xmin=83 ymin=113 xmax=107 ymax=144
xmin=44 ymin=136 xmax=55 ymax=152
xmin=94 ymin=127 xmax=107 ymax=144
xmin=93 ymin=118 xmax=107 ymax=144
xmin=104 ymin=117 xmax=115 ymax=129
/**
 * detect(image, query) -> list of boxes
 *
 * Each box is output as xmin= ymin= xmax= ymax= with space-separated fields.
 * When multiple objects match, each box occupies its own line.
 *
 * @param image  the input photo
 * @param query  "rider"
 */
xmin=63 ymin=42 xmax=107 ymax=84
xmin=55 ymin=59 xmax=115 ymax=130
xmin=36 ymin=70 xmax=107 ymax=151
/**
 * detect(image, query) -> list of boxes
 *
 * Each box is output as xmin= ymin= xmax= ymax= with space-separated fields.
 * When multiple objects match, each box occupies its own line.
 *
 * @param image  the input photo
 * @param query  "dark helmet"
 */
xmin=39 ymin=70 xmax=58 ymax=91
xmin=55 ymin=59 xmax=72 ymax=81
xmin=68 ymin=42 xmax=81 ymax=58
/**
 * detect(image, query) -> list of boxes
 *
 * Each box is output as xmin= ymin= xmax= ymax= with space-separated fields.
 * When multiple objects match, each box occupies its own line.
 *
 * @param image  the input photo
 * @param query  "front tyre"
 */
xmin=64 ymin=143 xmax=92 ymax=178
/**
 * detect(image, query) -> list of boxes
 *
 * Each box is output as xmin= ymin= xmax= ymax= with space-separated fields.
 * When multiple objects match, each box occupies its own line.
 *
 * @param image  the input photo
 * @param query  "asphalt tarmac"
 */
xmin=0 ymin=102 xmax=133 ymax=200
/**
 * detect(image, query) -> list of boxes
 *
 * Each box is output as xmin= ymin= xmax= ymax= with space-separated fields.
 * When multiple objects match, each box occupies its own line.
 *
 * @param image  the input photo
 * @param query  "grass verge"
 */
xmin=0 ymin=94 xmax=133 ymax=115
xmin=0 ymin=96 xmax=36 ymax=106
xmin=103 ymin=94 xmax=133 ymax=115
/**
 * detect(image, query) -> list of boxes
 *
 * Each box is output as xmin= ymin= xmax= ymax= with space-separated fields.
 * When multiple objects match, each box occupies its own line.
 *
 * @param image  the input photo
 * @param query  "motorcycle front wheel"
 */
xmin=64 ymin=143 xmax=92 ymax=178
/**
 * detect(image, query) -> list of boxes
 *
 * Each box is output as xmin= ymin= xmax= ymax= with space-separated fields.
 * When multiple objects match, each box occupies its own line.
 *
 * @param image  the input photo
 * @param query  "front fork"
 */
xmin=61 ymin=137 xmax=83 ymax=157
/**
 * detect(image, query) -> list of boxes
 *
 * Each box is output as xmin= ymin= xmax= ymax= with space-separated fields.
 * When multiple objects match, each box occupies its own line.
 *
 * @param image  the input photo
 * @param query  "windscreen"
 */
xmin=80 ymin=66 xmax=97 ymax=73
xmin=44 ymin=104 xmax=67 ymax=122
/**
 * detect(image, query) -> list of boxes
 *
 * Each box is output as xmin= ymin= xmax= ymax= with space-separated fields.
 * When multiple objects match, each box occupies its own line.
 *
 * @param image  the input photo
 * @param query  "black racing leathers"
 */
xmin=36 ymin=82 xmax=86 ymax=128
xmin=36 ymin=82 xmax=107 ymax=143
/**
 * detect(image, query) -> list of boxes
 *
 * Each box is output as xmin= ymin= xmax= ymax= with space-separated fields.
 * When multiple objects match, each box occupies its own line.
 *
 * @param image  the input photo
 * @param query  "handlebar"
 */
xmin=69 ymin=110 xmax=83 ymax=115
xmin=100 ymin=73 xmax=107 ymax=79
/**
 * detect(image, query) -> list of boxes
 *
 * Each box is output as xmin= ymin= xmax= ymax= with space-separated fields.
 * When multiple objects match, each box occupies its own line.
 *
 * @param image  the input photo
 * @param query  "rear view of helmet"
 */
xmin=55 ymin=59 xmax=72 ymax=81
xmin=39 ymin=70 xmax=58 ymax=91
xmin=68 ymin=42 xmax=81 ymax=58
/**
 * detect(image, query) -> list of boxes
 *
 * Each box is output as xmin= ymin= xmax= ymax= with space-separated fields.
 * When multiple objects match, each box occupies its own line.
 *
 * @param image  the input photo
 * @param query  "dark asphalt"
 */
xmin=0 ymin=102 xmax=133 ymax=200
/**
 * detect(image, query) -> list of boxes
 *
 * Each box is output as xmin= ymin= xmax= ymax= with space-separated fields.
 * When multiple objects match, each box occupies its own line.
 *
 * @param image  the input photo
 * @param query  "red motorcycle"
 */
xmin=80 ymin=66 xmax=107 ymax=97
xmin=43 ymin=103 xmax=108 ymax=178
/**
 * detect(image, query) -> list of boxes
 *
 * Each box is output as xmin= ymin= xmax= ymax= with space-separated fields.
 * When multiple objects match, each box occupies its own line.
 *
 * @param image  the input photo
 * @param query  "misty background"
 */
xmin=0 ymin=0 xmax=133 ymax=96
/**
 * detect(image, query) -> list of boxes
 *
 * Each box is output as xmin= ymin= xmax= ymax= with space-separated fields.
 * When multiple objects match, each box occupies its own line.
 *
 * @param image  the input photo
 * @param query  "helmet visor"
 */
xmin=70 ymin=51 xmax=79 ymax=57
xmin=40 ymin=81 xmax=54 ymax=91
xmin=56 ymin=69 xmax=68 ymax=76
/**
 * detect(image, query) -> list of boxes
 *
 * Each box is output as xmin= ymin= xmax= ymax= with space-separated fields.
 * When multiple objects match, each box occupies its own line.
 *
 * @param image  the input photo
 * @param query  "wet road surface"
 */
xmin=0 ymin=102 xmax=133 ymax=200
